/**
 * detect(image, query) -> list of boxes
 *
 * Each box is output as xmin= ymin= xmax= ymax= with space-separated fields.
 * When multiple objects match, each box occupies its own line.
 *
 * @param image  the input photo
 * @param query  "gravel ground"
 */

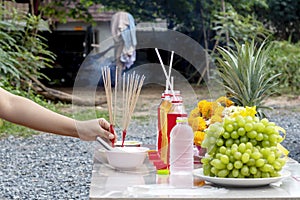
xmin=0 ymin=109 xmax=299 ymax=199
xmin=267 ymin=108 xmax=300 ymax=163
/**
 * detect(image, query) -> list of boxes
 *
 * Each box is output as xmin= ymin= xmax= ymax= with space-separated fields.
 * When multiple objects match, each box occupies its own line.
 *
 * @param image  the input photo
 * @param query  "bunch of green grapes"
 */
xmin=201 ymin=115 xmax=286 ymax=178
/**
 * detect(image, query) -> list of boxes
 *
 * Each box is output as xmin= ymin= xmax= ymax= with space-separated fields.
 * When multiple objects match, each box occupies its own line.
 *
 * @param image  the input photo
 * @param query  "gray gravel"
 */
xmin=267 ymin=108 xmax=300 ymax=164
xmin=0 ymin=108 xmax=299 ymax=199
xmin=0 ymin=134 xmax=93 ymax=200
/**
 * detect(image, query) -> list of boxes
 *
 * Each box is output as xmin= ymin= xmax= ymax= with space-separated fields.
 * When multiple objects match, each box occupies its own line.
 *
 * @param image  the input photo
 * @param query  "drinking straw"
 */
xmin=155 ymin=48 xmax=175 ymax=96
xmin=168 ymin=51 xmax=174 ymax=90
xmin=171 ymin=76 xmax=174 ymax=92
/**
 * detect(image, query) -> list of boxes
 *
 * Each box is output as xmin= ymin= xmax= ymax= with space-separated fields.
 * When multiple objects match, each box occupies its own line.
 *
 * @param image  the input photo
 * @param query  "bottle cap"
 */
xmin=157 ymin=169 xmax=170 ymax=175
xmin=171 ymin=100 xmax=183 ymax=103
xmin=164 ymin=90 xmax=180 ymax=96
xmin=176 ymin=117 xmax=188 ymax=123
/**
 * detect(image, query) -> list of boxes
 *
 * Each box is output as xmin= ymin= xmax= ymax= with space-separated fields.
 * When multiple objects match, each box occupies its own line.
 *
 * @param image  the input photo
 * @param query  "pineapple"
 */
xmin=216 ymin=39 xmax=280 ymax=118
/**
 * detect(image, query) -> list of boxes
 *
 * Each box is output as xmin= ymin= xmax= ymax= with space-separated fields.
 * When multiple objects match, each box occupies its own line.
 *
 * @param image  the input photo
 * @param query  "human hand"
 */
xmin=76 ymin=118 xmax=117 ymax=143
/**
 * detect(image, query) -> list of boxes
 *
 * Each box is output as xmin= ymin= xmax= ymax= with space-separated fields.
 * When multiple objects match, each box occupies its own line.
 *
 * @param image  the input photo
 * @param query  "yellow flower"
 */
xmin=210 ymin=115 xmax=223 ymax=124
xmin=191 ymin=116 xmax=207 ymax=131
xmin=197 ymin=100 xmax=208 ymax=114
xmin=213 ymin=105 xmax=225 ymax=117
xmin=190 ymin=107 xmax=200 ymax=118
xmin=231 ymin=106 xmax=257 ymax=117
xmin=194 ymin=131 xmax=205 ymax=146
xmin=201 ymin=101 xmax=213 ymax=119
xmin=241 ymin=106 xmax=257 ymax=117
xmin=216 ymin=96 xmax=234 ymax=107
xmin=188 ymin=108 xmax=200 ymax=126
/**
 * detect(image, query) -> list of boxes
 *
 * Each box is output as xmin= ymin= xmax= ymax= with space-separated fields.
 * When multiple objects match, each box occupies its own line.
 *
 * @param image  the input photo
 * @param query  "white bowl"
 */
xmin=115 ymin=140 xmax=142 ymax=147
xmin=95 ymin=148 xmax=108 ymax=163
xmin=106 ymin=147 xmax=149 ymax=170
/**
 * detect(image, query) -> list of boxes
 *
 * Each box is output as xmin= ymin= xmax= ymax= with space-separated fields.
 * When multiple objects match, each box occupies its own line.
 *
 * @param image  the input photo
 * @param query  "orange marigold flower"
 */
xmin=194 ymin=131 xmax=205 ymax=146
xmin=201 ymin=101 xmax=213 ymax=119
xmin=191 ymin=116 xmax=207 ymax=131
xmin=216 ymin=96 xmax=234 ymax=107
xmin=197 ymin=100 xmax=208 ymax=115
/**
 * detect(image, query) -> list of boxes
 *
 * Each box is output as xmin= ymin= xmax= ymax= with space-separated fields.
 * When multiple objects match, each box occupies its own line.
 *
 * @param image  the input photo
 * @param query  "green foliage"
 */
xmin=216 ymin=39 xmax=280 ymax=118
xmin=266 ymin=0 xmax=300 ymax=42
xmin=93 ymin=0 xmax=164 ymax=22
xmin=267 ymin=40 xmax=300 ymax=94
xmin=0 ymin=5 xmax=56 ymax=90
xmin=212 ymin=4 xmax=271 ymax=48
xmin=40 ymin=0 xmax=94 ymax=24
xmin=228 ymin=0 xmax=268 ymax=14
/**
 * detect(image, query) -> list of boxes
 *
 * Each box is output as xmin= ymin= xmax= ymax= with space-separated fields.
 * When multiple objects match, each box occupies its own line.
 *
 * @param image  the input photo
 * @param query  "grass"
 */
xmin=0 ymin=120 xmax=40 ymax=138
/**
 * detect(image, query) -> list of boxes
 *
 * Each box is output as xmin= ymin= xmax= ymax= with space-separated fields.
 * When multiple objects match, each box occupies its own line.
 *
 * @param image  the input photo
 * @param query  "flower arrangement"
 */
xmin=188 ymin=96 xmax=234 ymax=146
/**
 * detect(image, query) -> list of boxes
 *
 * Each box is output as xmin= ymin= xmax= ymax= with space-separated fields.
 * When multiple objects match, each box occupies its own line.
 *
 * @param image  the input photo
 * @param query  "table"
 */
xmin=89 ymin=146 xmax=300 ymax=200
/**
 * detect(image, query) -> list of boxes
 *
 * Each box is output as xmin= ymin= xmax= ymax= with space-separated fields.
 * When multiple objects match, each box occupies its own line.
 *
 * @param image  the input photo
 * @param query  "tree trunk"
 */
xmin=28 ymin=74 xmax=106 ymax=106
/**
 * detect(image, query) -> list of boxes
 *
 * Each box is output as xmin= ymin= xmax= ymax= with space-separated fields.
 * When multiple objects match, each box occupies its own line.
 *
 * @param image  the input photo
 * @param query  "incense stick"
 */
xmin=101 ymin=66 xmax=116 ymax=146
xmin=114 ymin=66 xmax=118 ymax=125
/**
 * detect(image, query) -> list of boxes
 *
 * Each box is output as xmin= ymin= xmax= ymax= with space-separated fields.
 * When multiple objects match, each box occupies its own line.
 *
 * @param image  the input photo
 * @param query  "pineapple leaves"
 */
xmin=216 ymin=39 xmax=280 ymax=118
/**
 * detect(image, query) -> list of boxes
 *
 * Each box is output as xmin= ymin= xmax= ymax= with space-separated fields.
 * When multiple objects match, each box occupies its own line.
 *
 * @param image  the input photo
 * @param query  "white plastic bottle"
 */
xmin=170 ymin=117 xmax=194 ymax=174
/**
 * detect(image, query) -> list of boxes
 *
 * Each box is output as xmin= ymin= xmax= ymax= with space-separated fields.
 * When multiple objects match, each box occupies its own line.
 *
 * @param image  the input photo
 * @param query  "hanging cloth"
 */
xmin=110 ymin=11 xmax=137 ymax=69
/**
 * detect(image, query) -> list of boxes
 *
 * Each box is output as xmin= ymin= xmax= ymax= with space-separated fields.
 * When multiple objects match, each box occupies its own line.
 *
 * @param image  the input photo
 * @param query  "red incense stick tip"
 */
xmin=110 ymin=124 xmax=115 ymax=147
xmin=121 ymin=129 xmax=127 ymax=147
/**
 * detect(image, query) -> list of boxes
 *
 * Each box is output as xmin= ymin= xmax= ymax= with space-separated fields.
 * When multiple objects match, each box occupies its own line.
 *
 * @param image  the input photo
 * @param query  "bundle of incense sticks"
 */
xmin=121 ymin=72 xmax=145 ymax=147
xmin=102 ymin=67 xmax=145 ymax=147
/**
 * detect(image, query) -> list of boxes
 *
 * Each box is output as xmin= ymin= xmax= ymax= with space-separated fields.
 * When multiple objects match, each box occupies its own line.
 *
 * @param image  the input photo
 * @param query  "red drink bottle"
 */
xmin=165 ymin=92 xmax=187 ymax=165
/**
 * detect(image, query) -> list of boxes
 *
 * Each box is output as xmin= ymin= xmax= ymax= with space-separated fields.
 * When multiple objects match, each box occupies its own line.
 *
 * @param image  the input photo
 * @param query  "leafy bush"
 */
xmin=0 ymin=5 xmax=56 ymax=92
xmin=267 ymin=40 xmax=300 ymax=94
xmin=266 ymin=0 xmax=300 ymax=42
xmin=212 ymin=4 xmax=271 ymax=48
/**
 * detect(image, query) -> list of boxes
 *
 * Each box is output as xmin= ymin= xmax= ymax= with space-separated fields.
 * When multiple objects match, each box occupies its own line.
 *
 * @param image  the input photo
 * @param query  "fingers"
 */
xmin=98 ymin=118 xmax=116 ymax=140
xmin=98 ymin=118 xmax=110 ymax=131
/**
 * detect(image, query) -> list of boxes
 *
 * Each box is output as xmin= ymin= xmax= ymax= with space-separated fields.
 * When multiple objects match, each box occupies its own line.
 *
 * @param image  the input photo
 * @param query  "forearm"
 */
xmin=2 ymin=94 xmax=79 ymax=138
xmin=0 ymin=88 xmax=114 ymax=141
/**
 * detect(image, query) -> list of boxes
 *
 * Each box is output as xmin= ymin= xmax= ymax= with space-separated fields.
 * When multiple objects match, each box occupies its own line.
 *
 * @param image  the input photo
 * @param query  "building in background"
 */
xmin=40 ymin=4 xmax=115 ymax=86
